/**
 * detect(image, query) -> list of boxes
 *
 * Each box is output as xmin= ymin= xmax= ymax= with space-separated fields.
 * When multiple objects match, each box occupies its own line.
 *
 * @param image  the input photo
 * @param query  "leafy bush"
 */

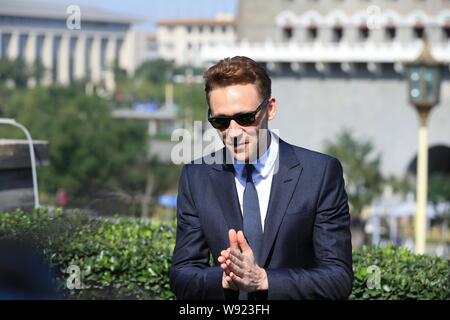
xmin=351 ymin=245 xmax=449 ymax=300
xmin=0 ymin=208 xmax=175 ymax=299
xmin=0 ymin=208 xmax=448 ymax=300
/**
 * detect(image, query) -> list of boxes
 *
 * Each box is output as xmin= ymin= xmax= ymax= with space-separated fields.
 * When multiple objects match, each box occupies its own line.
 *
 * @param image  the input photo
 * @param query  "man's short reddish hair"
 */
xmin=204 ymin=56 xmax=271 ymax=104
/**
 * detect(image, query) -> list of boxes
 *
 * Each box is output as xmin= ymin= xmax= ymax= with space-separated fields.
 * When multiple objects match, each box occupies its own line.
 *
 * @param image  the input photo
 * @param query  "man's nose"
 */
xmin=227 ymin=121 xmax=243 ymax=139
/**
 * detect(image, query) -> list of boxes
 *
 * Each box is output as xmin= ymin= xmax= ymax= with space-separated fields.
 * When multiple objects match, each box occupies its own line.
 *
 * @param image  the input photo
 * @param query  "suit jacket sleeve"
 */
xmin=266 ymin=157 xmax=353 ymax=299
xmin=169 ymin=164 xmax=226 ymax=300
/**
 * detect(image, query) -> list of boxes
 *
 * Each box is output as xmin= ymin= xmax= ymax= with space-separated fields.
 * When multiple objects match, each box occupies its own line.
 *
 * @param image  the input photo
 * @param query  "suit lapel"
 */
xmin=207 ymin=149 xmax=243 ymax=232
xmin=259 ymin=140 xmax=303 ymax=266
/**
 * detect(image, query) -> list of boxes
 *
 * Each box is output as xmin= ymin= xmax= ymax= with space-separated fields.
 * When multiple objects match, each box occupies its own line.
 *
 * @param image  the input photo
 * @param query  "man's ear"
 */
xmin=267 ymin=97 xmax=277 ymax=121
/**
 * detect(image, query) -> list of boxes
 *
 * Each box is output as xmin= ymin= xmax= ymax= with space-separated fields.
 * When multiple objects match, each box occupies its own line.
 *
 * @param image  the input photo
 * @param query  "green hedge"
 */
xmin=0 ymin=208 xmax=448 ymax=300
xmin=351 ymin=245 xmax=448 ymax=299
xmin=0 ymin=208 xmax=175 ymax=299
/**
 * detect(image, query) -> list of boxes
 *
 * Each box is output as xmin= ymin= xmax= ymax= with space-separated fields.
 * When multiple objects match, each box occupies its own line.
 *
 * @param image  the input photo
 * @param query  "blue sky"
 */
xmin=50 ymin=0 xmax=238 ymax=32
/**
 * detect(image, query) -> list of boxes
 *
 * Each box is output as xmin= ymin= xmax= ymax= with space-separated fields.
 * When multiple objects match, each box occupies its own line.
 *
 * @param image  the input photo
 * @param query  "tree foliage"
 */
xmin=0 ymin=85 xmax=147 ymax=196
xmin=135 ymin=59 xmax=174 ymax=84
xmin=0 ymin=57 xmax=200 ymax=215
xmin=0 ymin=58 xmax=46 ymax=88
xmin=324 ymin=129 xmax=385 ymax=217
xmin=113 ymin=59 xmax=207 ymax=121
xmin=428 ymin=174 xmax=450 ymax=206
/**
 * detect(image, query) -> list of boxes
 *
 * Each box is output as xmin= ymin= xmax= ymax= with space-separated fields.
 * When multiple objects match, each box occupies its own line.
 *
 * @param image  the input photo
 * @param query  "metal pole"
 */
xmin=0 ymin=118 xmax=40 ymax=209
xmin=372 ymin=200 xmax=381 ymax=245
xmin=165 ymin=82 xmax=174 ymax=106
xmin=415 ymin=112 xmax=428 ymax=254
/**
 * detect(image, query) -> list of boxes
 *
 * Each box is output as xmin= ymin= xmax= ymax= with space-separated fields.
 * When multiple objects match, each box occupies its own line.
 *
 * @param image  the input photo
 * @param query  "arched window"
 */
xmin=413 ymin=24 xmax=424 ymax=39
xmin=359 ymin=25 xmax=369 ymax=40
xmin=283 ymin=25 xmax=294 ymax=40
xmin=385 ymin=25 xmax=396 ymax=40
xmin=332 ymin=25 xmax=343 ymax=42
xmin=407 ymin=145 xmax=450 ymax=176
xmin=307 ymin=25 xmax=317 ymax=40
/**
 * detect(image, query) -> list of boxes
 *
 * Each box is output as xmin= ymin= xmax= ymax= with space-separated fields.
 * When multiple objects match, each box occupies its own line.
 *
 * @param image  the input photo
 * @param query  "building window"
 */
xmin=210 ymin=25 xmax=215 ymax=33
xmin=52 ymin=35 xmax=61 ymax=82
xmin=187 ymin=42 xmax=192 ymax=50
xmin=198 ymin=26 xmax=203 ymax=33
xmin=100 ymin=38 xmax=108 ymax=71
xmin=442 ymin=26 xmax=450 ymax=40
xmin=187 ymin=26 xmax=192 ymax=33
xmin=414 ymin=25 xmax=424 ymax=38
xmin=332 ymin=26 xmax=343 ymax=42
xmin=18 ymin=34 xmax=28 ymax=60
xmin=85 ymin=37 xmax=93 ymax=79
xmin=307 ymin=26 xmax=317 ymax=40
xmin=222 ymin=25 xmax=227 ymax=33
xmin=35 ymin=35 xmax=45 ymax=63
xmin=1 ymin=33 xmax=11 ymax=58
xmin=69 ymin=37 xmax=77 ymax=83
xmin=385 ymin=26 xmax=396 ymax=40
xmin=282 ymin=26 xmax=293 ymax=40
xmin=146 ymin=41 xmax=156 ymax=51
xmin=115 ymin=38 xmax=123 ymax=62
xmin=359 ymin=25 xmax=369 ymax=40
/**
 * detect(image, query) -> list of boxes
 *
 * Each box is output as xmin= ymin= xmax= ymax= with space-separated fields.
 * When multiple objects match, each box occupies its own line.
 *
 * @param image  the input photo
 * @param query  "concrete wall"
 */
xmin=270 ymin=73 xmax=450 ymax=177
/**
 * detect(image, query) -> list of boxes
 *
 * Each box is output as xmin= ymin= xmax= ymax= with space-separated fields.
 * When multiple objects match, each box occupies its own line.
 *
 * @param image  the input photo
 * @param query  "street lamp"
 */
xmin=403 ymin=34 xmax=444 ymax=254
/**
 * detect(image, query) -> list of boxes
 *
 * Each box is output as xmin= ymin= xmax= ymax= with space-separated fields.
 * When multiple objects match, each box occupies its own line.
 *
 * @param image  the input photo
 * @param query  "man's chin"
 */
xmin=232 ymin=152 xmax=248 ymax=163
xmin=224 ymin=145 xmax=243 ymax=162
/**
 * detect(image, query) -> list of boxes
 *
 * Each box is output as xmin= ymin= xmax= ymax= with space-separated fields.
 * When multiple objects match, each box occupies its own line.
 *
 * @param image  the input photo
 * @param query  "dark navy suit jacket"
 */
xmin=170 ymin=139 xmax=353 ymax=300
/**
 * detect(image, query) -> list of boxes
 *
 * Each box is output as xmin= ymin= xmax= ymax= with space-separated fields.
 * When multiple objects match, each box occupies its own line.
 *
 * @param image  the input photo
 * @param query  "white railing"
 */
xmin=201 ymin=41 xmax=450 ymax=64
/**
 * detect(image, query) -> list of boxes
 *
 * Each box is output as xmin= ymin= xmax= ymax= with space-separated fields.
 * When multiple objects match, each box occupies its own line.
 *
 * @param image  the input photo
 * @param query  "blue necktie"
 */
xmin=243 ymin=164 xmax=263 ymax=265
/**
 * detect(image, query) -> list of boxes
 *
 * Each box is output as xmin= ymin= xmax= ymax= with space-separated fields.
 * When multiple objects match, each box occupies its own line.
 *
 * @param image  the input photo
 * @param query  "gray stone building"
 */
xmin=0 ymin=0 xmax=146 ymax=91
xmin=202 ymin=0 xmax=450 ymax=179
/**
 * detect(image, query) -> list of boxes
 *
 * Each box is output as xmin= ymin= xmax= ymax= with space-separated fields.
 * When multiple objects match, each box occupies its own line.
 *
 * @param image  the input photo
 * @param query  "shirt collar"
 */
xmin=233 ymin=131 xmax=279 ymax=180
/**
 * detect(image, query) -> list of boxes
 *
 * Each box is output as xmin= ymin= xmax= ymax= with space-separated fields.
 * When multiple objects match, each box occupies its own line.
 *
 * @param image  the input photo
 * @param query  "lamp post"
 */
xmin=404 ymin=35 xmax=444 ymax=254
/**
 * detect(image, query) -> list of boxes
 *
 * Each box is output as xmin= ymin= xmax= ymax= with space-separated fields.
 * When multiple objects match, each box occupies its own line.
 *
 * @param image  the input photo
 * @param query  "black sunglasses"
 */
xmin=208 ymin=98 xmax=269 ymax=130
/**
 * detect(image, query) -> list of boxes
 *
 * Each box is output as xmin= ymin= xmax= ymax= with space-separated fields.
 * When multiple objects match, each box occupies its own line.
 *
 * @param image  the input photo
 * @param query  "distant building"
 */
xmin=201 ymin=0 xmax=450 ymax=179
xmin=156 ymin=15 xmax=236 ymax=66
xmin=144 ymin=33 xmax=159 ymax=62
xmin=0 ymin=0 xmax=146 ymax=90
xmin=112 ymin=101 xmax=182 ymax=163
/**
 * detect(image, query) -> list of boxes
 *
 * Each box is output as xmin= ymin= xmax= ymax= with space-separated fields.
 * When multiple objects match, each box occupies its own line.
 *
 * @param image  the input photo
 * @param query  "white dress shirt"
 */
xmin=232 ymin=131 xmax=279 ymax=232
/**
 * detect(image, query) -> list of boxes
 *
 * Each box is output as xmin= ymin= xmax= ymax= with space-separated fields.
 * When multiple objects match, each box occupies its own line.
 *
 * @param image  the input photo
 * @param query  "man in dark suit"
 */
xmin=170 ymin=56 xmax=352 ymax=300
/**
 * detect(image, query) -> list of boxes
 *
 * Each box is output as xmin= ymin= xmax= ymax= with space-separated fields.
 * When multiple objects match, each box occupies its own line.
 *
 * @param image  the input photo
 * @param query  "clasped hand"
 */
xmin=218 ymin=229 xmax=268 ymax=292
